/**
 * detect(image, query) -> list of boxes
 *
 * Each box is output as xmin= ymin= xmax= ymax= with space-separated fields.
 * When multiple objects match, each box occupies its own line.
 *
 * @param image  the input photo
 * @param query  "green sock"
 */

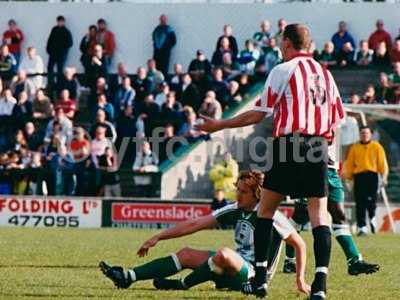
xmin=183 ymin=258 xmax=216 ymax=288
xmin=333 ymin=224 xmax=361 ymax=265
xmin=285 ymin=244 xmax=296 ymax=261
xmin=129 ymin=254 xmax=182 ymax=281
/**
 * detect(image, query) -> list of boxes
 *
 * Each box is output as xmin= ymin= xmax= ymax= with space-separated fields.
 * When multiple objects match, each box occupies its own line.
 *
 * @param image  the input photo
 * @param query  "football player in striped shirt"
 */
xmin=99 ymin=171 xmax=311 ymax=295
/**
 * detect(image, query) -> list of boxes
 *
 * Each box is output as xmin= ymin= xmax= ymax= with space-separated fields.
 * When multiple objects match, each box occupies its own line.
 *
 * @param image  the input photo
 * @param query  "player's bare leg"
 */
xmin=242 ymin=188 xmax=285 ymax=298
xmin=308 ymin=196 xmax=331 ymax=300
xmin=100 ymin=247 xmax=209 ymax=289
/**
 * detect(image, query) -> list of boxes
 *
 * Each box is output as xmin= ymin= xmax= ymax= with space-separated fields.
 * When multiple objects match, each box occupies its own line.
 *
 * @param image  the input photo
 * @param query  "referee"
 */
xmin=197 ymin=24 xmax=345 ymax=299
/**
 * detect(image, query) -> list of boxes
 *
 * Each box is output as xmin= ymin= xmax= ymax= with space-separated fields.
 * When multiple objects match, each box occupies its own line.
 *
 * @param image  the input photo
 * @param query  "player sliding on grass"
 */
xmin=283 ymin=143 xmax=380 ymax=276
xmin=99 ymin=170 xmax=311 ymax=295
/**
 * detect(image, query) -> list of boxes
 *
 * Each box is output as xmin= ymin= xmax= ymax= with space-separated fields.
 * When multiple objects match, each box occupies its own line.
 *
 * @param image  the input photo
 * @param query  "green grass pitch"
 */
xmin=0 ymin=228 xmax=399 ymax=299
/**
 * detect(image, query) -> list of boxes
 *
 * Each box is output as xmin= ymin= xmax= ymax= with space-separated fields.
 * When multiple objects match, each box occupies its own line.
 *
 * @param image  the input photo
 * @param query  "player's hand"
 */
xmin=195 ymin=114 xmax=223 ymax=133
xmin=296 ymin=278 xmax=311 ymax=295
xmin=137 ymin=236 xmax=159 ymax=257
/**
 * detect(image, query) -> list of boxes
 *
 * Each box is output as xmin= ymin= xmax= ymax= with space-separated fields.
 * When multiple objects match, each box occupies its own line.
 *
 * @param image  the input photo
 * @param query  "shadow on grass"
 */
xmin=0 ymin=264 xmax=97 ymax=269
xmin=0 ymin=292 xmax=111 ymax=298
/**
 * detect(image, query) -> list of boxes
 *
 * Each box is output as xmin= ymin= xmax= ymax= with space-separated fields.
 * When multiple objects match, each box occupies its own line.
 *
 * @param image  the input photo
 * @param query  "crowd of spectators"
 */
xmin=1 ymin=15 xmax=399 ymax=197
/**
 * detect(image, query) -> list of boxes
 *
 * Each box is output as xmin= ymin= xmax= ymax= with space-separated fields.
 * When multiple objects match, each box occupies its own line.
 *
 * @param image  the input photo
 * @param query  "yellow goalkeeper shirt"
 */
xmin=344 ymin=140 xmax=388 ymax=180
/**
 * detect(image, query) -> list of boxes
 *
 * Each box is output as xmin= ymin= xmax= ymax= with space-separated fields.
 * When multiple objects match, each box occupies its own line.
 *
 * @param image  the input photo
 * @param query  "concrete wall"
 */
xmin=3 ymin=3 xmax=400 ymax=73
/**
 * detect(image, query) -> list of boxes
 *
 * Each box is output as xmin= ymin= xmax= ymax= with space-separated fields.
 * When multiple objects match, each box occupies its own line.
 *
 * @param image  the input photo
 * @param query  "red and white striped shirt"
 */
xmin=253 ymin=54 xmax=345 ymax=138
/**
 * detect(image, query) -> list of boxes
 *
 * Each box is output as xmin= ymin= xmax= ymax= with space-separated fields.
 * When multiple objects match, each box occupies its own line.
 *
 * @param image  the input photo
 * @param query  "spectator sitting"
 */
xmin=227 ymin=80 xmax=242 ymax=106
xmin=56 ymin=67 xmax=78 ymax=100
xmin=114 ymin=76 xmax=135 ymax=117
xmin=168 ymin=63 xmax=183 ymax=93
xmin=391 ymin=39 xmax=400 ymax=63
xmin=89 ymin=109 xmax=117 ymax=143
xmin=238 ymin=73 xmax=251 ymax=96
xmin=369 ymin=19 xmax=392 ymax=51
xmin=32 ymin=89 xmax=53 ymax=121
xmin=155 ymin=81 xmax=170 ymax=108
xmin=238 ymin=39 xmax=260 ymax=75
xmin=257 ymin=37 xmax=282 ymax=76
xmin=44 ymin=108 xmax=72 ymax=144
xmin=12 ymin=91 xmax=32 ymax=124
xmin=152 ymin=14 xmax=176 ymax=76
xmin=198 ymin=92 xmax=222 ymax=120
xmin=79 ymin=25 xmax=97 ymax=77
xmin=24 ymin=122 xmax=41 ymax=151
xmin=215 ymin=24 xmax=239 ymax=60
xmin=19 ymin=47 xmax=44 ymax=90
xmin=139 ymin=94 xmax=160 ymax=137
xmin=96 ymin=19 xmax=116 ymax=69
xmin=0 ymin=88 xmax=17 ymax=117
xmin=211 ymin=189 xmax=228 ymax=211
xmin=93 ymin=93 xmax=114 ymax=122
xmin=157 ymin=123 xmax=179 ymax=162
xmin=147 ymin=58 xmax=165 ymax=91
xmin=372 ymin=41 xmax=391 ymax=69
xmin=331 ymin=21 xmax=356 ymax=55
xmin=179 ymin=73 xmax=201 ymax=111
xmin=212 ymin=37 xmax=234 ymax=67
xmin=88 ymin=44 xmax=108 ymax=88
xmin=356 ymin=40 xmax=373 ymax=66
xmin=10 ymin=69 xmax=35 ymax=101
xmin=109 ymin=62 xmax=129 ymax=99
xmin=221 ymin=52 xmax=240 ymax=81
xmin=46 ymin=15 xmax=73 ymax=86
xmin=309 ymin=40 xmax=320 ymax=60
xmin=89 ymin=77 xmax=109 ymax=108
xmin=208 ymin=152 xmax=239 ymax=201
xmin=376 ymin=72 xmax=394 ymax=103
xmin=207 ymin=68 xmax=229 ymax=109
xmin=253 ymin=20 xmax=272 ymax=49
xmin=56 ymin=89 xmax=76 ymax=119
xmin=98 ymin=146 xmax=121 ymax=197
xmin=177 ymin=110 xmax=208 ymax=143
xmin=273 ymin=18 xmax=287 ymax=48
xmin=362 ymin=84 xmax=378 ymax=104
xmin=160 ymin=91 xmax=183 ymax=129
xmin=10 ymin=129 xmax=28 ymax=152
xmin=388 ymin=62 xmax=400 ymax=89
xmin=393 ymin=86 xmax=400 ymax=104
xmin=133 ymin=140 xmax=159 ymax=173
xmin=0 ymin=45 xmax=17 ymax=81
xmin=337 ymin=42 xmax=355 ymax=68
xmin=132 ymin=67 xmax=152 ymax=103
xmin=2 ymin=19 xmax=24 ymax=67
xmin=188 ymin=50 xmax=212 ymax=90
xmin=116 ymin=105 xmax=137 ymax=139
xmin=319 ymin=42 xmax=337 ymax=68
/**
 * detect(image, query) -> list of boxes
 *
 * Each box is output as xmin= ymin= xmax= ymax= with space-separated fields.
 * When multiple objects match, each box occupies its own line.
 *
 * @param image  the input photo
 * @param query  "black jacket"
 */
xmin=46 ymin=26 xmax=73 ymax=56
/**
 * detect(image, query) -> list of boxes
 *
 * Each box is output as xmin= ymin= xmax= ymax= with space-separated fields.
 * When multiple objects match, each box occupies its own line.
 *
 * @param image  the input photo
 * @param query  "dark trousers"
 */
xmin=354 ymin=172 xmax=379 ymax=228
xmin=153 ymin=48 xmax=171 ymax=76
xmin=47 ymin=53 xmax=67 ymax=88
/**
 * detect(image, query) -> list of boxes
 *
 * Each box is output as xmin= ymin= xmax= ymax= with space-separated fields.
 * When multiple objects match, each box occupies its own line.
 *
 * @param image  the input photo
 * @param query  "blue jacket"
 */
xmin=331 ymin=31 xmax=355 ymax=53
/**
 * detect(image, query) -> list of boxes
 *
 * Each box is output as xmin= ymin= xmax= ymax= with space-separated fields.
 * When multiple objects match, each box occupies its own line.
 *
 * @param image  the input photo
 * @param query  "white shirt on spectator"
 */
xmin=0 ymin=97 xmax=17 ymax=116
xmin=19 ymin=55 xmax=45 ymax=90
xmin=91 ymin=138 xmax=113 ymax=167
xmin=133 ymin=150 xmax=159 ymax=172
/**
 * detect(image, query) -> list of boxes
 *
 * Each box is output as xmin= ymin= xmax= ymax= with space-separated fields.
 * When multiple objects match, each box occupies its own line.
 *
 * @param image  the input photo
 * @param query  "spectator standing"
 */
xmin=147 ymin=58 xmax=165 ymax=91
xmin=132 ymin=67 xmax=152 ymax=103
xmin=273 ymin=18 xmax=287 ymax=47
xmin=98 ymin=147 xmax=121 ymax=197
xmin=211 ymin=189 xmax=228 ymax=211
xmin=212 ymin=37 xmax=234 ymax=67
xmin=391 ymin=39 xmax=400 ymax=63
xmin=215 ymin=25 xmax=239 ymax=59
xmin=152 ymin=14 xmax=176 ymax=76
xmin=257 ymin=37 xmax=282 ymax=76
xmin=345 ymin=126 xmax=388 ymax=236
xmin=80 ymin=25 xmax=98 ymax=77
xmin=331 ymin=21 xmax=356 ymax=55
xmin=208 ymin=152 xmax=239 ymax=201
xmin=133 ymin=140 xmax=159 ymax=173
xmin=368 ymin=19 xmax=392 ymax=51
xmin=355 ymin=40 xmax=373 ymax=66
xmin=114 ymin=76 xmax=135 ymax=117
xmin=56 ymin=89 xmax=76 ymax=119
xmin=2 ymin=19 xmax=24 ymax=67
xmin=46 ymin=16 xmax=73 ymax=86
xmin=372 ymin=42 xmax=391 ymax=69
xmin=19 ymin=47 xmax=44 ymax=90
xmin=179 ymin=73 xmax=201 ymax=111
xmin=0 ymin=45 xmax=17 ymax=81
xmin=188 ymin=50 xmax=211 ymax=91
xmin=88 ymin=44 xmax=108 ymax=88
xmin=253 ymin=20 xmax=272 ymax=49
xmin=10 ymin=70 xmax=35 ymax=101
xmin=56 ymin=67 xmax=78 ymax=100
xmin=32 ymin=89 xmax=53 ymax=121
xmin=97 ymin=19 xmax=116 ymax=69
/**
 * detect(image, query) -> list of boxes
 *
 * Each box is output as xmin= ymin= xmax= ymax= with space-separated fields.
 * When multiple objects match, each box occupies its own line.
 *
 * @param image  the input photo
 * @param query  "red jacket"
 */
xmin=368 ymin=30 xmax=392 ymax=51
xmin=97 ymin=30 xmax=116 ymax=57
xmin=3 ymin=29 xmax=24 ymax=54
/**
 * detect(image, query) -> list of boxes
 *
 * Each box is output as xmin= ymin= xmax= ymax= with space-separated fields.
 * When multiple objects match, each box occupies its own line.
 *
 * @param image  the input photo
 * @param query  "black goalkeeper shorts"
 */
xmin=263 ymin=133 xmax=328 ymax=198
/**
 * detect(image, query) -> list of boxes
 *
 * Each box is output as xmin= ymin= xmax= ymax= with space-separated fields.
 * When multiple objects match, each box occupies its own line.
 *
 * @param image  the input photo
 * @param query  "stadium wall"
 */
xmin=3 ymin=3 xmax=400 ymax=73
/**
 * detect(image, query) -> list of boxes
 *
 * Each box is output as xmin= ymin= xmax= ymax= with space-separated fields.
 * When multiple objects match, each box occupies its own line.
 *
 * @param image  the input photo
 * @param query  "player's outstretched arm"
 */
xmin=285 ymin=232 xmax=310 ymax=295
xmin=196 ymin=110 xmax=266 ymax=133
xmin=137 ymin=215 xmax=218 ymax=257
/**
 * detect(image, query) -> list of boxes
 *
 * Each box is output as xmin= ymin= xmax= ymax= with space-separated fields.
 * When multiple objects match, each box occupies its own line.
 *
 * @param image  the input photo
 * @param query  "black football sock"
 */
xmin=311 ymin=226 xmax=331 ymax=295
xmin=254 ymin=217 xmax=273 ymax=287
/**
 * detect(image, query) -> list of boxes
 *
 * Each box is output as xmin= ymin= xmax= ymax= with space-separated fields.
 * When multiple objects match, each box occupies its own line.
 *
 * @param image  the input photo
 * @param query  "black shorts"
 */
xmin=263 ymin=133 xmax=328 ymax=198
